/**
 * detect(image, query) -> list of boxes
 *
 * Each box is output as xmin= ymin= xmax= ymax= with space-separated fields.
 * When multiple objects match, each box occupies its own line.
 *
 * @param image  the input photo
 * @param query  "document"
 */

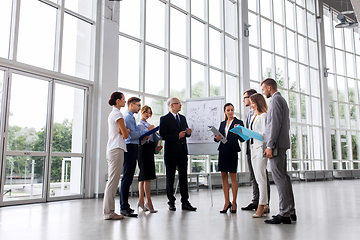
xmin=209 ymin=126 xmax=227 ymax=144
xmin=140 ymin=126 xmax=160 ymax=141
xmin=230 ymin=125 xmax=263 ymax=141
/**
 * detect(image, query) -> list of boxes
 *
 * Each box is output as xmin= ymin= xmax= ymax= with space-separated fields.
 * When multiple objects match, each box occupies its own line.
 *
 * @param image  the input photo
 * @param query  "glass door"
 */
xmin=0 ymin=70 xmax=88 ymax=205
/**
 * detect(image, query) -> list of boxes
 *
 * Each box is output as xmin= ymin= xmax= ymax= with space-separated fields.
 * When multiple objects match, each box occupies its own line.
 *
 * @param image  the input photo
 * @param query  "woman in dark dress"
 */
xmin=137 ymin=105 xmax=162 ymax=213
xmin=214 ymin=103 xmax=245 ymax=213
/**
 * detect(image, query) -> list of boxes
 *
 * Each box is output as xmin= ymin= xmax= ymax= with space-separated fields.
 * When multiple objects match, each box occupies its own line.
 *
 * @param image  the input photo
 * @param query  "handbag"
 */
xmin=153 ymin=132 xmax=163 ymax=154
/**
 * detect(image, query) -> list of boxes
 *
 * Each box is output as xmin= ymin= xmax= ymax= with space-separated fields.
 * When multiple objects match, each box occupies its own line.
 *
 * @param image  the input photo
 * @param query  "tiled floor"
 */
xmin=1 ymin=179 xmax=360 ymax=240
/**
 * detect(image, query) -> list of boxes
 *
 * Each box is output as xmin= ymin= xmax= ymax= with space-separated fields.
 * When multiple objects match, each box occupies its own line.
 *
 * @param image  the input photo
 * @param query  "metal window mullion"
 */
xmin=44 ymin=80 xmax=55 ymax=201
xmin=221 ymin=0 xmax=226 ymax=96
xmin=139 ymin=0 xmax=146 ymax=93
xmin=187 ymin=0 xmax=191 ymax=99
xmin=54 ymin=0 xmax=65 ymax=73
xmin=165 ymin=1 xmax=170 ymax=98
xmin=9 ymin=0 xmax=21 ymax=61
xmin=205 ymin=0 xmax=210 ymax=97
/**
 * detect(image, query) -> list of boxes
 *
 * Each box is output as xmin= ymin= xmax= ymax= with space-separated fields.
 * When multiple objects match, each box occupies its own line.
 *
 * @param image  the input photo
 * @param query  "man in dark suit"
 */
xmin=159 ymin=97 xmax=197 ymax=211
xmin=241 ymin=89 xmax=270 ymax=212
xmin=261 ymin=78 xmax=296 ymax=224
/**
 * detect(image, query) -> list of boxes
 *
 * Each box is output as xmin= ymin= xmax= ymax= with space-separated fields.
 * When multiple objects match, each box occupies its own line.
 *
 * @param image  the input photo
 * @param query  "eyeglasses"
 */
xmin=172 ymin=102 xmax=181 ymax=105
xmin=134 ymin=103 xmax=141 ymax=107
xmin=243 ymin=96 xmax=250 ymax=99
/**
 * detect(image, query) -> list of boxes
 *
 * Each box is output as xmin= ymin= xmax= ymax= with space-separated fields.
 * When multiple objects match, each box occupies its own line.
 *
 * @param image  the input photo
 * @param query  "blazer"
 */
xmin=264 ymin=91 xmax=290 ymax=150
xmin=159 ymin=112 xmax=190 ymax=158
xmin=249 ymin=112 xmax=267 ymax=151
xmin=214 ymin=117 xmax=245 ymax=153
xmin=245 ymin=110 xmax=254 ymax=155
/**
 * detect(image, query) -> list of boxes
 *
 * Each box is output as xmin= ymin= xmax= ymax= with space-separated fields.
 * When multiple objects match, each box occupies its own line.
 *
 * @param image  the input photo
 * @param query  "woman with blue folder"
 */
xmin=248 ymin=93 xmax=269 ymax=218
xmin=137 ymin=105 xmax=162 ymax=213
xmin=214 ymin=103 xmax=245 ymax=213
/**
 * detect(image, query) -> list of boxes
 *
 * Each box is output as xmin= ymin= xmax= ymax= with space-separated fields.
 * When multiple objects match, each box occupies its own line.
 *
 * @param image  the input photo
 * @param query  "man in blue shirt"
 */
xmin=120 ymin=97 xmax=154 ymax=217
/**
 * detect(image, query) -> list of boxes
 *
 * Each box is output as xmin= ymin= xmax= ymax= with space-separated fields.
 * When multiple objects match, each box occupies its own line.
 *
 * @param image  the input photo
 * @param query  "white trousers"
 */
xmin=103 ymin=148 xmax=124 ymax=219
xmin=251 ymin=145 xmax=268 ymax=205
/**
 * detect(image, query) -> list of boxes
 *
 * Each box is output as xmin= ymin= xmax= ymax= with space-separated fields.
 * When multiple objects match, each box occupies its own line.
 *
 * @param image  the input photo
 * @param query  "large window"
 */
xmin=118 ymin=0 xmax=239 ymax=174
xmin=249 ymin=0 xmax=322 ymax=171
xmin=324 ymin=7 xmax=360 ymax=170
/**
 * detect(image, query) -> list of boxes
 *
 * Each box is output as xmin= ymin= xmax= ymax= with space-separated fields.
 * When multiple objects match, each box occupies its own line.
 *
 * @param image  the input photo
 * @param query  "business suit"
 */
xmin=215 ymin=118 xmax=245 ymax=172
xmin=159 ymin=112 xmax=191 ymax=204
xmin=265 ymin=91 xmax=295 ymax=217
xmin=250 ymin=113 xmax=268 ymax=205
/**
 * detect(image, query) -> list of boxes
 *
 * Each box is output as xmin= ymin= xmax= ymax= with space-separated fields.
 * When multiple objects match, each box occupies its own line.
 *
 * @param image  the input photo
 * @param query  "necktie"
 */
xmin=176 ymin=114 xmax=180 ymax=127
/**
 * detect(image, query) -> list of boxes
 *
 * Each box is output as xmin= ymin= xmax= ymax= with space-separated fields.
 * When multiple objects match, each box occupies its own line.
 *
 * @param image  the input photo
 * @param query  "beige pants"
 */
xmin=103 ymin=148 xmax=124 ymax=219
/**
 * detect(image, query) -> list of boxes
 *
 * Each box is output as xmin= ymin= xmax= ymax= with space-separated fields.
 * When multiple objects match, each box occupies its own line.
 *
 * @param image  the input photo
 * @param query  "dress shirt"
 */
xmin=124 ymin=110 xmax=148 ymax=144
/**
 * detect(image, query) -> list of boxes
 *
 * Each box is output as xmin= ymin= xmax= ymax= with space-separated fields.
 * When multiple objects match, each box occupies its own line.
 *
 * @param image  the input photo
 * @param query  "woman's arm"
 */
xmin=117 ymin=118 xmax=129 ymax=139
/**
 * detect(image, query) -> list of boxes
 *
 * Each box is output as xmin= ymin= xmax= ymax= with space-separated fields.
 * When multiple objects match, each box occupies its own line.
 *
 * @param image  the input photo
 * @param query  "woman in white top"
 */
xmin=103 ymin=92 xmax=129 ymax=220
xmin=249 ymin=93 xmax=269 ymax=218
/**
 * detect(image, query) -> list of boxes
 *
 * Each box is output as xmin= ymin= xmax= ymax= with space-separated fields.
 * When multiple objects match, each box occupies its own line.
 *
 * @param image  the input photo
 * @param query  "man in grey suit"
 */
xmin=241 ymin=89 xmax=270 ymax=212
xmin=261 ymin=78 xmax=296 ymax=224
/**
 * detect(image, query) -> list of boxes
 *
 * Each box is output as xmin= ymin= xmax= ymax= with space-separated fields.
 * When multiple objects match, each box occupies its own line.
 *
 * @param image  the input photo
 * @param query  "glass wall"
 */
xmin=119 ymin=0 xmax=239 ymax=174
xmin=249 ymin=0 xmax=322 ymax=171
xmin=0 ymin=0 xmax=94 ymax=81
xmin=324 ymin=6 xmax=360 ymax=170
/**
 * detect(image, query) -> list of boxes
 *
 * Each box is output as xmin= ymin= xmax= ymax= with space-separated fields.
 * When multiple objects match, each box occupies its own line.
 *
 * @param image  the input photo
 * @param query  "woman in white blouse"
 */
xmin=249 ymin=93 xmax=269 ymax=218
xmin=103 ymin=92 xmax=129 ymax=220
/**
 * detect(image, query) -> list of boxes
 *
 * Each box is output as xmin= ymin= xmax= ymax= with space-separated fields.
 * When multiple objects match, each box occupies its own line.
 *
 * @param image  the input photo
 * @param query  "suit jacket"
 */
xmin=159 ymin=112 xmax=190 ymax=159
xmin=249 ymin=112 xmax=267 ymax=151
xmin=265 ymin=92 xmax=290 ymax=149
xmin=214 ymin=117 xmax=245 ymax=153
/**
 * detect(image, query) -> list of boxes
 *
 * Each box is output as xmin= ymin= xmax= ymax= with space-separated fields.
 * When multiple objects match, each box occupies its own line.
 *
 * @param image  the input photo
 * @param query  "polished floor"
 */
xmin=1 ymin=179 xmax=360 ymax=240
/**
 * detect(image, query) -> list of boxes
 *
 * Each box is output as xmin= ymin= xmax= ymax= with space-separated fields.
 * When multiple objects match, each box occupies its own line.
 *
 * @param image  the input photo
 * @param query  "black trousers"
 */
xmin=165 ymin=153 xmax=189 ymax=204
xmin=120 ymin=144 xmax=138 ymax=210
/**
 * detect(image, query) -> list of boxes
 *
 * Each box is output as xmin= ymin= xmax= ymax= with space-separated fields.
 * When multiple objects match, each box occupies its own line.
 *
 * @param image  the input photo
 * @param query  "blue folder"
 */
xmin=140 ymin=126 xmax=160 ymax=141
xmin=229 ymin=125 xmax=263 ymax=142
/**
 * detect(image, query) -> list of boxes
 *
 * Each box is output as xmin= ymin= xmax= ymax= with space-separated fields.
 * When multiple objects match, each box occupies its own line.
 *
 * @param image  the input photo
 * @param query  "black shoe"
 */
xmin=264 ymin=215 xmax=291 ymax=224
xmin=290 ymin=214 xmax=297 ymax=221
xmin=129 ymin=208 xmax=135 ymax=213
xmin=220 ymin=202 xmax=232 ymax=213
xmin=182 ymin=202 xmax=197 ymax=211
xmin=230 ymin=203 xmax=237 ymax=213
xmin=241 ymin=203 xmax=257 ymax=211
xmin=168 ymin=202 xmax=176 ymax=211
xmin=120 ymin=208 xmax=138 ymax=217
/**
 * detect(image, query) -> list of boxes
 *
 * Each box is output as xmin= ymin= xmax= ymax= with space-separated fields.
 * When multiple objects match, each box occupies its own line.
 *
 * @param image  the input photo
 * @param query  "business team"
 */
xmin=103 ymin=78 xmax=296 ymax=224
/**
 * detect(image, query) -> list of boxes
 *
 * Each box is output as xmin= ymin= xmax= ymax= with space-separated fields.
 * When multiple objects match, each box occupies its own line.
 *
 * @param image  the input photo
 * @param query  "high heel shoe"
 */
xmin=252 ymin=205 xmax=269 ymax=218
xmin=230 ymin=203 xmax=237 ymax=213
xmin=137 ymin=201 xmax=147 ymax=212
xmin=220 ymin=203 xmax=232 ymax=213
xmin=144 ymin=202 xmax=158 ymax=213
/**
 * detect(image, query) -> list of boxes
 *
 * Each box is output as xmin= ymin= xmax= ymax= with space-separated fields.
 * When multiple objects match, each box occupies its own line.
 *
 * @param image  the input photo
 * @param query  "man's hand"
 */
xmin=214 ymin=135 xmax=221 ymax=141
xmin=179 ymin=131 xmax=186 ymax=138
xmin=186 ymin=128 xmax=192 ymax=135
xmin=264 ymin=148 xmax=273 ymax=158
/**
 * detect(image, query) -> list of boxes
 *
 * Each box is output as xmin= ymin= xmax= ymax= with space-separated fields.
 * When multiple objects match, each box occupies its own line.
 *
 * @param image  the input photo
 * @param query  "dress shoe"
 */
xmin=144 ymin=202 xmax=158 ymax=213
xmin=241 ymin=203 xmax=258 ymax=211
xmin=182 ymin=202 xmax=197 ymax=211
xmin=264 ymin=214 xmax=291 ymax=224
xmin=220 ymin=202 xmax=232 ymax=213
xmin=120 ymin=208 xmax=138 ymax=217
xmin=290 ymin=214 xmax=297 ymax=221
xmin=230 ymin=203 xmax=237 ymax=213
xmin=168 ymin=202 xmax=176 ymax=211
xmin=252 ymin=205 xmax=269 ymax=218
xmin=137 ymin=201 xmax=147 ymax=212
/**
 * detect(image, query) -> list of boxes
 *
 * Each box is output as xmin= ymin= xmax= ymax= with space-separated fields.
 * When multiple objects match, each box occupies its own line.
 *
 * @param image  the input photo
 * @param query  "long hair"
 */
xmin=223 ymin=103 xmax=234 ymax=120
xmin=249 ymin=93 xmax=267 ymax=114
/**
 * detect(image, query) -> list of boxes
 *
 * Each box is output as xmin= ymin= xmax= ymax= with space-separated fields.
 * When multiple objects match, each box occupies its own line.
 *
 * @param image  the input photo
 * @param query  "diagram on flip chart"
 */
xmin=186 ymin=98 xmax=223 ymax=144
